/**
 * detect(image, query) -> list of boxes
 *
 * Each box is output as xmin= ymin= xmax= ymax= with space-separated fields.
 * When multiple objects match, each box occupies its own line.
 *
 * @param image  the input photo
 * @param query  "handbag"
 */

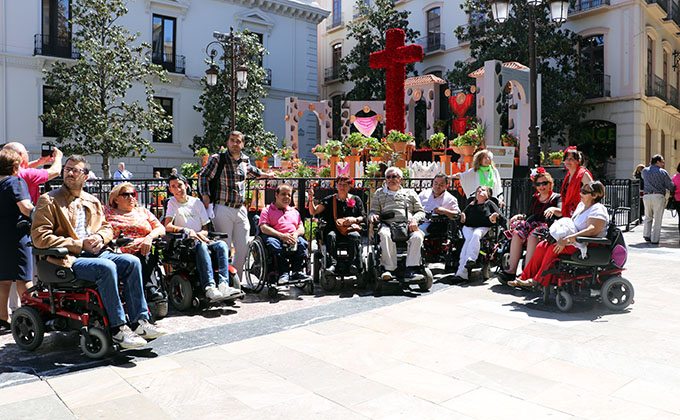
xmin=333 ymin=194 xmax=362 ymax=235
xmin=388 ymin=200 xmax=411 ymax=242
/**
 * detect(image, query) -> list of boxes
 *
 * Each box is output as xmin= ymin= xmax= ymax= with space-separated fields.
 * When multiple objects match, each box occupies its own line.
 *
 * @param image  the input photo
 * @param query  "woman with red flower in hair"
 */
xmin=555 ymin=146 xmax=593 ymax=218
xmin=499 ymin=168 xmax=561 ymax=282
xmin=308 ymin=176 xmax=365 ymax=274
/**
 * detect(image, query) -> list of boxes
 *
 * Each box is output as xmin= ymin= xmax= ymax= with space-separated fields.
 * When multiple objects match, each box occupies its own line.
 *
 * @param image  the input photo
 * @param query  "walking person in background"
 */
xmin=634 ymin=164 xmax=645 ymax=219
xmin=641 ymin=154 xmax=675 ymax=245
xmin=672 ymin=162 xmax=680 ymax=243
xmin=113 ymin=162 xmax=132 ymax=181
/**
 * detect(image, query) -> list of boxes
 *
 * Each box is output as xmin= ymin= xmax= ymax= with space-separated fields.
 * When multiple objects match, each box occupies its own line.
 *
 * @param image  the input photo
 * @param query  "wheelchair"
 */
xmin=312 ymin=220 xmax=366 ymax=292
xmin=459 ymin=197 xmax=508 ymax=281
xmin=421 ymin=212 xmax=464 ymax=271
xmin=364 ymin=215 xmax=433 ymax=294
xmin=494 ymin=213 xmax=552 ymax=286
xmin=140 ymin=238 xmax=169 ymax=320
xmin=538 ymin=223 xmax=633 ymax=312
xmin=244 ymin=233 xmax=314 ymax=299
xmin=160 ymin=231 xmax=244 ymax=311
xmin=11 ymin=233 xmax=134 ymax=359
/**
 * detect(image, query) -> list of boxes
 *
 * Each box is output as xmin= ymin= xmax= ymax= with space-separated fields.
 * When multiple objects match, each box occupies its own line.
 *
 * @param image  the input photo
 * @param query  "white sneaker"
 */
xmin=218 ymin=282 xmax=241 ymax=297
xmin=134 ymin=319 xmax=168 ymax=340
xmin=112 ymin=325 xmax=147 ymax=349
xmin=381 ymin=271 xmax=393 ymax=281
xmin=205 ymin=285 xmax=224 ymax=301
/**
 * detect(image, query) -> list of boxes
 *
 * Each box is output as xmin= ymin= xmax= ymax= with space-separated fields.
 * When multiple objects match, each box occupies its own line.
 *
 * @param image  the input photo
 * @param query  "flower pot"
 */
xmin=281 ymin=160 xmax=292 ymax=169
xmin=350 ymin=147 xmax=361 ymax=155
xmin=460 ymin=145 xmax=477 ymax=157
xmin=514 ymin=157 xmax=520 ymax=166
xmin=313 ymin=152 xmax=325 ymax=160
xmin=553 ymin=159 xmax=562 ymax=166
xmin=502 ymin=141 xmax=512 ymax=147
xmin=439 ymin=154 xmax=452 ymax=175
xmin=451 ymin=145 xmax=463 ymax=155
xmin=390 ymin=141 xmax=408 ymax=167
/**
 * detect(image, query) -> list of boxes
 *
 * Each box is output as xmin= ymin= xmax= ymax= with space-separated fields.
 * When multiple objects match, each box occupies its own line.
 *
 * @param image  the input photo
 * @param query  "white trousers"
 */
xmin=456 ymin=226 xmax=490 ymax=277
xmin=212 ymin=204 xmax=250 ymax=285
xmin=643 ymin=194 xmax=666 ymax=243
xmin=378 ymin=226 xmax=424 ymax=271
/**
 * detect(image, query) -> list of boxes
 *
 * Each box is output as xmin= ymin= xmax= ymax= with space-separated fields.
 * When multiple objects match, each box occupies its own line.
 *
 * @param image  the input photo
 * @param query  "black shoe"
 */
xmin=643 ymin=236 xmax=651 ymax=242
xmin=651 ymin=241 xmax=659 ymax=245
xmin=498 ymin=271 xmax=516 ymax=281
xmin=404 ymin=267 xmax=424 ymax=281
xmin=146 ymin=286 xmax=164 ymax=302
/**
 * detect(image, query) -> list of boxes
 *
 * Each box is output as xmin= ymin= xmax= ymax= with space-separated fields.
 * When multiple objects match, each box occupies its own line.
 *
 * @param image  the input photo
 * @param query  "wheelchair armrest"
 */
xmin=209 ymin=232 xmax=229 ymax=239
xmin=111 ymin=237 xmax=133 ymax=248
xmin=575 ymin=236 xmax=611 ymax=246
xmin=33 ymin=247 xmax=69 ymax=257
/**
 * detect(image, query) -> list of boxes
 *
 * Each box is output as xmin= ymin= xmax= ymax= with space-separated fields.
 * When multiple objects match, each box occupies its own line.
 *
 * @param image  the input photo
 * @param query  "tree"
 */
xmin=192 ymin=30 xmax=277 ymax=156
xmin=40 ymin=0 xmax=172 ymax=178
xmin=340 ymin=0 xmax=420 ymax=101
xmin=448 ymin=0 xmax=593 ymax=148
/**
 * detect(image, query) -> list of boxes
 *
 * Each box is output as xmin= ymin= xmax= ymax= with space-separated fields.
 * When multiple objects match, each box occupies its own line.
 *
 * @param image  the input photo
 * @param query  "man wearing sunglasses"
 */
xmin=641 ymin=154 xmax=675 ymax=244
xmin=31 ymin=155 xmax=166 ymax=349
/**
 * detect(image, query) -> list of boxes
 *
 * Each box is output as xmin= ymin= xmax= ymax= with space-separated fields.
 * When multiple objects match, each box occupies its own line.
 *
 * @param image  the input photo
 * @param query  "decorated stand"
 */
xmin=284 ymin=97 xmax=333 ymax=159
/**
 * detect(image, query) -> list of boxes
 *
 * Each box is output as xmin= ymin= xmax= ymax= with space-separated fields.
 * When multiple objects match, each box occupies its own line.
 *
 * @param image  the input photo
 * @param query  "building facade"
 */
xmin=0 ymin=0 xmax=328 ymax=177
xmin=317 ymin=0 xmax=680 ymax=178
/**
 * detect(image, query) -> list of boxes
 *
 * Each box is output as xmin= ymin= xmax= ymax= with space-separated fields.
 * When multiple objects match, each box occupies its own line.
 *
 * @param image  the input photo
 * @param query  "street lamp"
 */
xmin=489 ymin=0 xmax=569 ymax=167
xmin=204 ymin=26 xmax=248 ymax=133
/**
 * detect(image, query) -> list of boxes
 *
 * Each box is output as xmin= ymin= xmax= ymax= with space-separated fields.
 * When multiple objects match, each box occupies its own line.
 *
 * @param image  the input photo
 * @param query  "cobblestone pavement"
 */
xmin=1 ymin=210 xmax=680 ymax=419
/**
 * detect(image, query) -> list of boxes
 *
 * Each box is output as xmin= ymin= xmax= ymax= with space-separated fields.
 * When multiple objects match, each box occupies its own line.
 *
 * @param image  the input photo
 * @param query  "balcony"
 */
xmin=647 ymin=0 xmax=669 ymax=13
xmin=34 ymin=34 xmax=80 ymax=59
xmin=418 ymin=33 xmax=446 ymax=54
xmin=670 ymin=85 xmax=679 ymax=109
xmin=585 ymin=73 xmax=611 ymax=98
xmin=263 ymin=68 xmax=272 ymax=86
xmin=152 ymin=54 xmax=186 ymax=74
xmin=646 ymin=74 xmax=667 ymax=101
xmin=324 ymin=66 xmax=341 ymax=83
xmin=572 ymin=0 xmax=610 ymax=12
xmin=326 ymin=13 xmax=344 ymax=30
xmin=353 ymin=1 xmax=370 ymax=19
xmin=665 ymin=0 xmax=680 ymax=26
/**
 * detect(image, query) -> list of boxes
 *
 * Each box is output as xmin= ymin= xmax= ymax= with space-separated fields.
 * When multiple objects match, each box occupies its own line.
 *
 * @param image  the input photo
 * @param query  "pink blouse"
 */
xmin=673 ymin=173 xmax=680 ymax=201
xmin=103 ymin=206 xmax=163 ymax=254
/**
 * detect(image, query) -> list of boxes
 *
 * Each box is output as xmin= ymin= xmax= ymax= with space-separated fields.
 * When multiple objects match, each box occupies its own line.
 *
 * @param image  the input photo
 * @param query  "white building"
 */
xmin=317 ymin=0 xmax=680 ymax=178
xmin=0 ymin=0 xmax=328 ymax=177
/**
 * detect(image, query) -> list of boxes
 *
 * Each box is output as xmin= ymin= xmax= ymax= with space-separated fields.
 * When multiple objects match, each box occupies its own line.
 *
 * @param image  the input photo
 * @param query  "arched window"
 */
xmin=647 ymin=36 xmax=654 ymax=95
xmin=426 ymin=8 xmax=441 ymax=52
xmin=582 ymin=35 xmax=605 ymax=97
xmin=663 ymin=50 xmax=669 ymax=99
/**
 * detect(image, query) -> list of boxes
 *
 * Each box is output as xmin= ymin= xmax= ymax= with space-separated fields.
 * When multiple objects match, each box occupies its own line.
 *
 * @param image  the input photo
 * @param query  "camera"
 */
xmin=41 ymin=143 xmax=54 ymax=157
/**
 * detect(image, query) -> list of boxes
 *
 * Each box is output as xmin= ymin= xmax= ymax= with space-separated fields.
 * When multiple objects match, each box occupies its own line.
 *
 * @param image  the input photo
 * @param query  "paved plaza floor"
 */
xmin=1 ymin=210 xmax=680 ymax=419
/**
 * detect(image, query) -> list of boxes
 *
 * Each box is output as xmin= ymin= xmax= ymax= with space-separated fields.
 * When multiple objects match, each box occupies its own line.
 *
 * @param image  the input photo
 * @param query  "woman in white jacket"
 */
xmin=457 ymin=149 xmax=502 ymax=201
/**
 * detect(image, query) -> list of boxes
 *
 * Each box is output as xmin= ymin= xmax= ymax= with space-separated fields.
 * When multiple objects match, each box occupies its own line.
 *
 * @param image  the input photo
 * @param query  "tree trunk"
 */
xmin=101 ymin=154 xmax=111 ymax=179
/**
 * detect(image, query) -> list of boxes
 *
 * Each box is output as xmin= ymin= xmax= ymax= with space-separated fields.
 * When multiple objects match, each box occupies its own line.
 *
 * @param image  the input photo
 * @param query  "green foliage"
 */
xmin=385 ymin=130 xmax=414 ymax=143
xmin=428 ymin=132 xmax=446 ymax=149
xmin=181 ymin=162 xmax=200 ymax=178
xmin=448 ymin=0 xmax=593 ymax=146
xmin=453 ymin=123 xmax=484 ymax=147
xmin=192 ymin=29 xmax=277 ymax=156
xmin=340 ymin=0 xmax=420 ymax=100
xmin=433 ymin=119 xmax=448 ymax=133
xmin=40 ymin=0 xmax=172 ymax=177
xmin=195 ymin=147 xmax=209 ymax=157
xmin=345 ymin=132 xmax=367 ymax=148
xmin=501 ymin=133 xmax=518 ymax=147
xmin=292 ymin=162 xmax=316 ymax=178
xmin=364 ymin=162 xmax=382 ymax=178
xmin=318 ymin=166 xmax=331 ymax=177
xmin=549 ymin=150 xmax=564 ymax=160
xmin=324 ymin=140 xmax=345 ymax=159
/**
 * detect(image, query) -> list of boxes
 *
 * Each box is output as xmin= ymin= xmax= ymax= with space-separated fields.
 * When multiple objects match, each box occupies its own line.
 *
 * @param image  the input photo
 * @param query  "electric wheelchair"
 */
xmin=364 ymin=213 xmax=433 ymax=294
xmin=538 ymin=223 xmax=633 ymax=312
xmin=312 ymin=219 xmax=366 ymax=292
xmin=459 ymin=196 xmax=508 ymax=281
xmin=161 ymin=230 xmax=244 ymax=311
xmin=421 ymin=212 xmax=464 ymax=272
xmin=11 ymin=231 xmax=135 ymax=359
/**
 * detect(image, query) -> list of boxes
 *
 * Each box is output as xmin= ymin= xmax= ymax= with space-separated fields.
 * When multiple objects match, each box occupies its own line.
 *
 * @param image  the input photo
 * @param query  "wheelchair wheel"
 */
xmin=313 ymin=251 xmax=322 ymax=284
xmin=80 ymin=327 xmax=111 ymax=359
xmin=321 ymin=273 xmax=336 ymax=292
xmin=418 ymin=267 xmax=433 ymax=292
xmin=366 ymin=252 xmax=379 ymax=292
xmin=244 ymin=238 xmax=267 ymax=293
xmin=601 ymin=276 xmax=634 ymax=311
xmin=11 ymin=306 xmax=44 ymax=351
xmin=556 ymin=290 xmax=573 ymax=312
xmin=168 ymin=273 xmax=193 ymax=311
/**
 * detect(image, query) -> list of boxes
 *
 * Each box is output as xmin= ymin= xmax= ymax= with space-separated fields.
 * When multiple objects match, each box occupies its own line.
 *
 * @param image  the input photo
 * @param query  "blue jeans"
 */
xmin=71 ymin=251 xmax=149 ymax=327
xmin=263 ymin=235 xmax=308 ymax=273
xmin=194 ymin=240 xmax=230 ymax=289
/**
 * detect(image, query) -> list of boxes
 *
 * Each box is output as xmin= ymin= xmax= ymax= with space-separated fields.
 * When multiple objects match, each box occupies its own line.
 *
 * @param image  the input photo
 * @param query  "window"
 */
xmin=647 ymin=36 xmax=654 ymax=94
xmin=153 ymin=97 xmax=173 ymax=143
xmin=661 ymin=130 xmax=666 ymax=156
xmin=254 ymin=32 xmax=264 ymax=67
xmin=152 ymin=15 xmax=176 ymax=71
xmin=664 ymin=50 xmax=669 ymax=97
xmin=332 ymin=44 xmax=342 ymax=71
xmin=333 ymin=0 xmax=342 ymax=27
xmin=42 ymin=86 xmax=60 ymax=138
xmin=582 ymin=35 xmax=604 ymax=75
xmin=39 ymin=0 xmax=75 ymax=58
xmin=426 ymin=8 xmax=442 ymax=51
xmin=646 ymin=124 xmax=652 ymax=165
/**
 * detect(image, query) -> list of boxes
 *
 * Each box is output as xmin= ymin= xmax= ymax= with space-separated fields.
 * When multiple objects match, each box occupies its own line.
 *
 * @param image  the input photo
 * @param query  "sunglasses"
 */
xmin=120 ymin=191 xmax=138 ymax=199
xmin=63 ymin=166 xmax=88 ymax=176
xmin=534 ymin=181 xmax=550 ymax=187
xmin=385 ymin=175 xmax=401 ymax=179
xmin=580 ymin=189 xmax=594 ymax=195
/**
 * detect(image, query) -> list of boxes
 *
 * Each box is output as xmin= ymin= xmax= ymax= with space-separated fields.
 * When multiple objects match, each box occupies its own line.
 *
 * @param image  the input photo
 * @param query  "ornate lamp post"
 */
xmin=489 ymin=0 xmax=569 ymax=167
xmin=205 ymin=26 xmax=249 ymax=133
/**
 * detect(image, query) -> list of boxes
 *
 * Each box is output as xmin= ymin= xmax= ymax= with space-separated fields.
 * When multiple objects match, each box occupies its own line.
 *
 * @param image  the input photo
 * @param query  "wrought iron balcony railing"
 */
xmin=572 ymin=0 xmax=610 ymax=11
xmin=417 ymin=33 xmax=446 ymax=54
xmin=324 ymin=66 xmax=341 ymax=83
xmin=326 ymin=13 xmax=344 ymax=30
xmin=669 ymin=85 xmax=679 ymax=108
xmin=151 ymin=53 xmax=186 ymax=74
xmin=585 ymin=73 xmax=611 ymax=98
xmin=34 ymin=33 xmax=80 ymax=59
xmin=263 ymin=68 xmax=272 ymax=86
xmin=646 ymin=74 xmax=667 ymax=101
xmin=647 ymin=0 xmax=669 ymax=13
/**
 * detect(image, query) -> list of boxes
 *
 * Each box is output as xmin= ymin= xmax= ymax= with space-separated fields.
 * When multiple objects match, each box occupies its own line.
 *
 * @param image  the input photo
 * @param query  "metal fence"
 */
xmin=40 ymin=176 xmax=642 ymax=230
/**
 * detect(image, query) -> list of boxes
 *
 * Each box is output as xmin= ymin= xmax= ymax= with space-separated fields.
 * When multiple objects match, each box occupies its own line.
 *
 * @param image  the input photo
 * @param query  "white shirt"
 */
xmin=572 ymin=202 xmax=609 ymax=237
xmin=166 ymin=196 xmax=210 ymax=232
xmin=418 ymin=189 xmax=460 ymax=213
xmin=113 ymin=169 xmax=132 ymax=180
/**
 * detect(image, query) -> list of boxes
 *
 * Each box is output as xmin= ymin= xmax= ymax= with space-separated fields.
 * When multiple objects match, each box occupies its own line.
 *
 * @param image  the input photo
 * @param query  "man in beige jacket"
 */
xmin=31 ymin=155 xmax=166 ymax=349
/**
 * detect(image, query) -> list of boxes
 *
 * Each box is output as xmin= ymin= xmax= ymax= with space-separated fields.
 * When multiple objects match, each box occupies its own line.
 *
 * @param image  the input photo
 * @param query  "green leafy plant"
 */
xmin=318 ymin=166 xmax=331 ymax=177
xmin=251 ymin=146 xmax=269 ymax=161
xmin=452 ymin=123 xmax=484 ymax=147
xmin=385 ymin=130 xmax=415 ymax=144
xmin=433 ymin=119 xmax=448 ymax=133
xmin=311 ymin=144 xmax=326 ymax=155
xmin=501 ymin=133 xmax=518 ymax=147
xmin=549 ymin=150 xmax=564 ymax=161
xmin=428 ymin=132 xmax=446 ymax=149
xmin=195 ymin=147 xmax=210 ymax=158
xmin=280 ymin=148 xmax=295 ymax=161
xmin=323 ymin=140 xmax=345 ymax=159
xmin=364 ymin=162 xmax=381 ymax=178
xmin=345 ymin=132 xmax=367 ymax=148
xmin=292 ymin=162 xmax=316 ymax=178
xmin=181 ymin=162 xmax=200 ymax=178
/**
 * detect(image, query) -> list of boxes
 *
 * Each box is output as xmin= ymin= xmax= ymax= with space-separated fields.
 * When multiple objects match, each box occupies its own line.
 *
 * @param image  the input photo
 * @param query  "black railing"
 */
xmin=324 ymin=66 xmax=341 ymax=82
xmin=670 ymin=85 xmax=679 ymax=108
xmin=263 ymin=68 xmax=272 ymax=86
xmin=573 ymin=0 xmax=610 ymax=11
xmin=670 ymin=0 xmax=680 ymax=26
xmin=34 ymin=33 xmax=80 ymax=59
xmin=152 ymin=54 xmax=186 ymax=74
xmin=648 ymin=0 xmax=669 ymax=13
xmin=585 ymin=73 xmax=611 ymax=98
xmin=326 ymin=13 xmax=344 ymax=30
xmin=655 ymin=75 xmax=667 ymax=101
xmin=418 ymin=33 xmax=446 ymax=53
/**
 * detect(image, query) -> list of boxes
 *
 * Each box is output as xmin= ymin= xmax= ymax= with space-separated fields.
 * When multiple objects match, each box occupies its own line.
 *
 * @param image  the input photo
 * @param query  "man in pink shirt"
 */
xmin=3 ymin=142 xmax=63 ymax=203
xmin=259 ymin=184 xmax=310 ymax=284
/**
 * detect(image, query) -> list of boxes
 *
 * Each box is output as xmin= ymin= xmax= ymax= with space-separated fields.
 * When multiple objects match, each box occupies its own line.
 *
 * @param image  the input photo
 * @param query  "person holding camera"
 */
xmin=2 ymin=142 xmax=63 ymax=204
xmin=368 ymin=166 xmax=426 ymax=281
xmin=259 ymin=183 xmax=310 ymax=284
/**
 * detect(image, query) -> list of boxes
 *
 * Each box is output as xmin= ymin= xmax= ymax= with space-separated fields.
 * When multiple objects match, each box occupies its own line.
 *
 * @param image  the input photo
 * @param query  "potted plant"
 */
xmin=433 ymin=119 xmax=448 ymax=134
xmin=181 ymin=162 xmax=200 ymax=179
xmin=252 ymin=146 xmax=270 ymax=169
xmin=318 ymin=166 xmax=331 ymax=178
xmin=364 ymin=162 xmax=381 ymax=178
xmin=452 ymin=123 xmax=483 ymax=157
xmin=501 ymin=133 xmax=518 ymax=148
xmin=195 ymin=147 xmax=210 ymax=166
xmin=311 ymin=144 xmax=327 ymax=160
xmin=385 ymin=130 xmax=414 ymax=167
xmin=428 ymin=132 xmax=446 ymax=150
xmin=323 ymin=140 xmax=345 ymax=159
xmin=549 ymin=150 xmax=564 ymax=165
xmin=279 ymin=147 xmax=295 ymax=169
xmin=345 ymin=132 xmax=367 ymax=154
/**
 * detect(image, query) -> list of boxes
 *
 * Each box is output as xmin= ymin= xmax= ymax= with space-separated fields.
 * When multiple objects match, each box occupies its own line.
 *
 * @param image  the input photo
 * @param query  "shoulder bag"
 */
xmin=388 ymin=198 xmax=410 ymax=243
xmin=334 ymin=194 xmax=362 ymax=235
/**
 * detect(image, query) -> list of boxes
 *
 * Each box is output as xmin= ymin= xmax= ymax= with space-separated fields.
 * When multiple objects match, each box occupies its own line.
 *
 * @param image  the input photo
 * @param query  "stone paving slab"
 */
xmin=0 ymin=211 xmax=679 ymax=418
